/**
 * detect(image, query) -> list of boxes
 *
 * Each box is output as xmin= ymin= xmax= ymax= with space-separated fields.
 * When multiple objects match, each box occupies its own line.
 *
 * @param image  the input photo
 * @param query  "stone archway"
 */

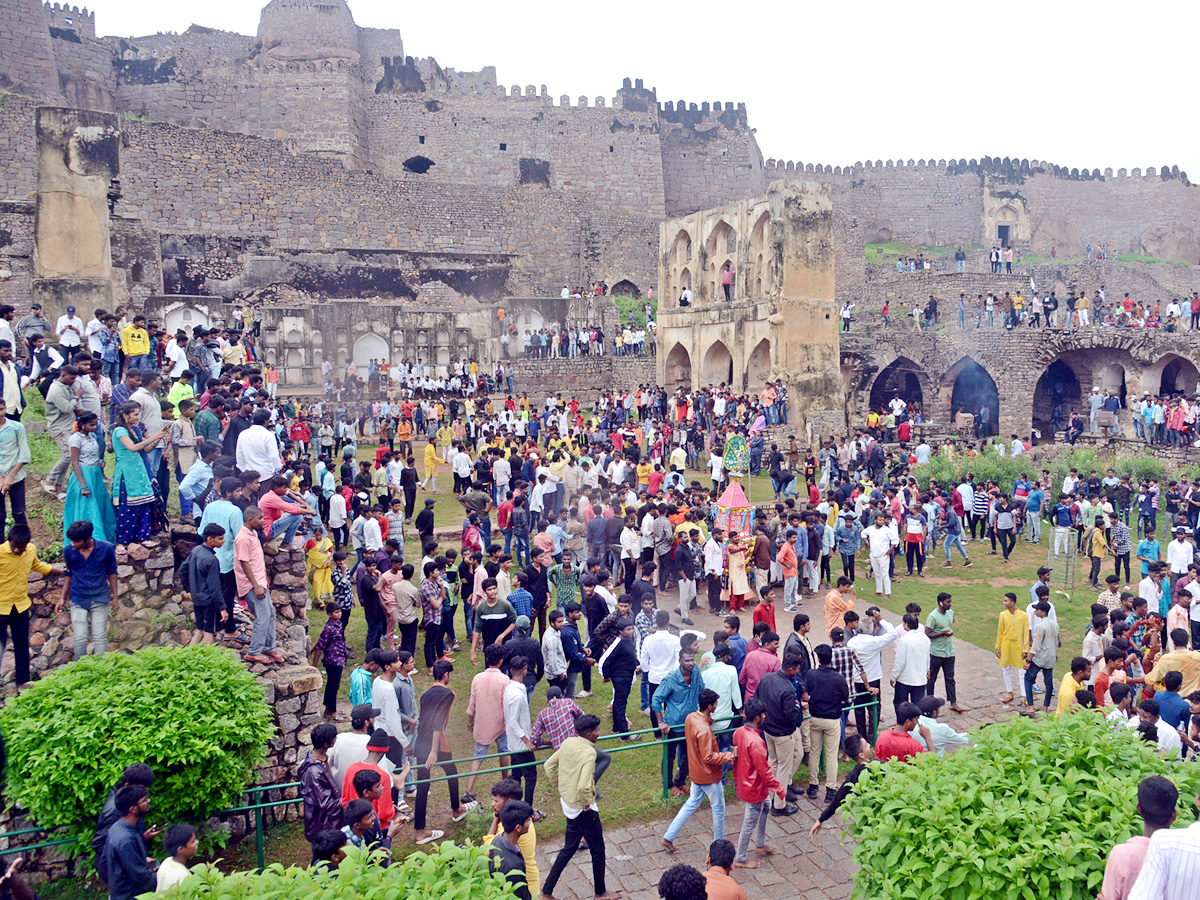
xmin=747 ymin=212 xmax=770 ymax=298
xmin=704 ymin=220 xmax=736 ymax=302
xmin=665 ymin=342 xmax=692 ymax=392
xmin=1143 ymin=353 xmax=1200 ymax=397
xmin=353 ymin=332 xmax=389 ymax=369
xmin=1033 ymin=358 xmax=1083 ymax=439
xmin=668 ymin=229 xmax=693 ymax=300
xmin=703 ymin=340 xmax=733 ymax=388
xmin=747 ymin=338 xmax=771 ymax=393
xmin=610 ymin=279 xmax=640 ymax=298
xmin=946 ymin=357 xmax=999 ymax=437
xmin=867 ymin=356 xmax=927 ymax=415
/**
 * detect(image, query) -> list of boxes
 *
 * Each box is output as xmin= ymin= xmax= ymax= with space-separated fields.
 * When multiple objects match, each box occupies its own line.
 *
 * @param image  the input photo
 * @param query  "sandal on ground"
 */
xmin=415 ymin=829 xmax=444 ymax=845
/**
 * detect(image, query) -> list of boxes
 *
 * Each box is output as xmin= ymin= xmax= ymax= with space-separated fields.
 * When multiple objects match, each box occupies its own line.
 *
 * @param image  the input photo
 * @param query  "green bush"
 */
xmin=846 ymin=712 xmax=1200 ymax=900
xmin=164 ymin=841 xmax=519 ymax=900
xmin=0 ymin=645 xmax=274 ymax=854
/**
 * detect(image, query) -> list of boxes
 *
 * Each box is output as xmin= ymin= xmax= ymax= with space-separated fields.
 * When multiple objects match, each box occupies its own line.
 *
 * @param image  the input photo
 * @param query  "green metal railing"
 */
xmin=0 ymin=696 xmax=882 ymax=873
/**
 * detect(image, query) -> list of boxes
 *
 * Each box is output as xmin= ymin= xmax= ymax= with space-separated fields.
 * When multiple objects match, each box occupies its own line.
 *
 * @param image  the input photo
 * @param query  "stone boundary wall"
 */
xmin=507 ymin=355 xmax=656 ymax=400
xmin=0 ymin=526 xmax=322 ymax=883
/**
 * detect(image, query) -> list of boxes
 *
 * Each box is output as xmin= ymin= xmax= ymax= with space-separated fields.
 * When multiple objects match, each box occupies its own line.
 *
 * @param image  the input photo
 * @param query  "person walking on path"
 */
xmin=1023 ymin=601 xmax=1059 ymax=713
xmin=661 ymin=688 xmax=737 ymax=852
xmin=731 ymin=697 xmax=787 ymax=868
xmin=538 ymin=713 xmax=622 ymax=900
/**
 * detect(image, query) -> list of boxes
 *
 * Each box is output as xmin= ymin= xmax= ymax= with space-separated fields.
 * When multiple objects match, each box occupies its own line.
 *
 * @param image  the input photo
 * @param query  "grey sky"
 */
xmin=94 ymin=0 xmax=1200 ymax=179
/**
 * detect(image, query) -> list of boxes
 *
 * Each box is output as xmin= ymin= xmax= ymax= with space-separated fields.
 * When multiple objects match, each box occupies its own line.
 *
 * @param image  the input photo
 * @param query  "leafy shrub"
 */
xmin=0 ymin=645 xmax=273 ymax=853
xmin=846 ymin=712 xmax=1200 ymax=900
xmin=167 ymin=841 xmax=519 ymax=900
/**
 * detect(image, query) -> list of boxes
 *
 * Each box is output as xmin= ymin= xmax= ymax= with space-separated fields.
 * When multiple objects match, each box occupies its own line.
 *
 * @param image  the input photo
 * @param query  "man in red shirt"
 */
xmin=341 ymin=728 xmax=400 ymax=829
xmin=731 ymin=698 xmax=787 ymax=867
xmin=873 ymin=701 xmax=933 ymax=763
xmin=752 ymin=587 xmax=777 ymax=635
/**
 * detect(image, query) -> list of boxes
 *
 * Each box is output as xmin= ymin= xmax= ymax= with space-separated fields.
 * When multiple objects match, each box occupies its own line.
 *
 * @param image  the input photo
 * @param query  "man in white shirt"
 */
xmin=1166 ymin=527 xmax=1193 ymax=599
xmin=1127 ymin=792 xmax=1200 ymax=900
xmin=679 ymin=287 xmax=693 ymax=306
xmin=86 ymin=310 xmax=108 ymax=356
xmin=503 ymin=655 xmax=538 ymax=804
xmin=639 ymin=610 xmax=681 ymax=727
xmin=890 ymin=613 xmax=930 ymax=713
xmin=164 ymin=333 xmax=189 ymax=380
xmin=235 ymin=409 xmax=283 ymax=481
xmin=703 ymin=529 xmax=725 ymax=615
xmin=846 ymin=612 xmax=897 ymax=688
xmin=452 ymin=445 xmax=472 ymax=493
xmin=1139 ymin=567 xmax=1164 ymax=618
xmin=862 ymin=514 xmax=898 ymax=597
xmin=55 ymin=305 xmax=84 ymax=350
xmin=1137 ymin=698 xmax=1183 ymax=756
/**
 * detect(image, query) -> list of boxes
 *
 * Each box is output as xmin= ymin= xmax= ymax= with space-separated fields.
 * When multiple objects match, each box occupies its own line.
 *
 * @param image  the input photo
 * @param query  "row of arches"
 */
xmin=663 ymin=338 xmax=772 ymax=394
xmin=865 ymin=352 xmax=1200 ymax=438
xmin=666 ymin=211 xmax=772 ymax=303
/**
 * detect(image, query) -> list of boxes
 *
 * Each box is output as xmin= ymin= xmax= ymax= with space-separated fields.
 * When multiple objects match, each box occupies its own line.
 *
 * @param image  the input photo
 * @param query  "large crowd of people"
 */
xmin=3 ymin=300 xmax=1198 ymax=899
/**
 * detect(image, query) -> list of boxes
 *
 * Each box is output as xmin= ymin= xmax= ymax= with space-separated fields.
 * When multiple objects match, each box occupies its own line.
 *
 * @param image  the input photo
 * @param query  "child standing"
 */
xmin=156 ymin=824 xmax=199 ymax=891
xmin=311 ymin=602 xmax=348 ymax=721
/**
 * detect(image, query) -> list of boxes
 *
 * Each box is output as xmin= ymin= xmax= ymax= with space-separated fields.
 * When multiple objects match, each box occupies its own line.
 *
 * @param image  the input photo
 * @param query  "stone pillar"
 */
xmin=32 ymin=107 xmax=121 ymax=325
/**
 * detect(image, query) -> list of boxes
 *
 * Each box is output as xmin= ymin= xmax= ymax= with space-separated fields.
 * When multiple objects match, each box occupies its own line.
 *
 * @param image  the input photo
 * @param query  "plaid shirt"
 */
xmin=332 ymin=566 xmax=354 ymax=615
xmin=1111 ymin=521 xmax=1132 ymax=555
xmin=420 ymin=577 xmax=443 ymax=626
xmin=830 ymin=644 xmax=870 ymax=693
xmin=531 ymin=697 xmax=584 ymax=749
xmin=634 ymin=609 xmax=655 ymax=649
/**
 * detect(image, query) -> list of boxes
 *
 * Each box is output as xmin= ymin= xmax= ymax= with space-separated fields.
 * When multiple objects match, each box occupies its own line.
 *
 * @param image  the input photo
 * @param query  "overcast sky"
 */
xmin=92 ymin=0 xmax=1200 ymax=179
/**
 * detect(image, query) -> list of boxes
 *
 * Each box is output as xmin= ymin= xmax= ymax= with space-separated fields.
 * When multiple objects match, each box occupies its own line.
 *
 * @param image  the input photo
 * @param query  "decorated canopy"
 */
xmin=715 ymin=480 xmax=753 ymax=537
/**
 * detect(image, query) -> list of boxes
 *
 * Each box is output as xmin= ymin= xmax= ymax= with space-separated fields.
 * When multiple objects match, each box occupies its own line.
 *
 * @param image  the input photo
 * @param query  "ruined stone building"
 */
xmin=4 ymin=0 xmax=1200 ymax=435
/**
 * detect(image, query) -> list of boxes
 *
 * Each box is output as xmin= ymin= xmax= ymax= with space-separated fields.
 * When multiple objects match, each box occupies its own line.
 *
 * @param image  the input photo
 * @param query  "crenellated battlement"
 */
xmin=43 ymin=1 xmax=94 ymax=37
xmin=761 ymin=156 xmax=1191 ymax=184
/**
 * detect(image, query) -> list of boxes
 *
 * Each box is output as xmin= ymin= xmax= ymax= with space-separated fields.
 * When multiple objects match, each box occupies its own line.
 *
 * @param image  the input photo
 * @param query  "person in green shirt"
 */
xmin=165 ymin=370 xmax=195 ymax=419
xmin=348 ymin=648 xmax=379 ymax=708
xmin=925 ymin=592 xmax=964 ymax=712
xmin=547 ymin=553 xmax=582 ymax=609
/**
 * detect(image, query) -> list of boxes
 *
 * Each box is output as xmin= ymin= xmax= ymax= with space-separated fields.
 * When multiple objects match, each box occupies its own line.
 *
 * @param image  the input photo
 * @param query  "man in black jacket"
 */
xmin=102 ymin=785 xmax=157 ymax=900
xmin=755 ymin=652 xmax=803 ymax=816
xmin=601 ymin=618 xmax=639 ymax=738
xmin=414 ymin=497 xmax=437 ymax=541
xmin=802 ymin=644 xmax=850 ymax=802
xmin=503 ymin=616 xmax=544 ymax=694
xmin=91 ymin=764 xmax=158 ymax=885
xmin=522 ymin=551 xmax=551 ymax=638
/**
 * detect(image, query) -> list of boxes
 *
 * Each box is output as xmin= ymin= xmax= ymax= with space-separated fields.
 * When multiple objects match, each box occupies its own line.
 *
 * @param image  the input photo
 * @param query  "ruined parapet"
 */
xmin=256 ymin=0 xmax=361 ymax=62
xmin=43 ymin=1 xmax=95 ymax=38
xmin=0 ymin=0 xmax=64 ymax=99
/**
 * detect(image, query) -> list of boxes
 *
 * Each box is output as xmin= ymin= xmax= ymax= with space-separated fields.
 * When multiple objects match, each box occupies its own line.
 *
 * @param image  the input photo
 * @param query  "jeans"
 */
xmin=102 ymin=358 xmax=120 ymax=382
xmin=663 ymin=728 xmax=689 ymax=789
xmin=126 ymin=353 xmax=150 ymax=370
xmin=1025 ymin=664 xmax=1054 ymax=707
xmin=927 ymin=655 xmax=957 ymax=704
xmin=944 ymin=533 xmax=968 ymax=562
xmin=736 ymin=800 xmax=771 ymax=861
xmin=245 ymin=587 xmax=276 ymax=655
xmin=513 ymin=533 xmax=530 ymax=567
xmin=612 ymin=675 xmax=632 ymax=734
xmin=323 ymin=663 xmax=343 ymax=714
xmin=542 ymin=808 xmax=607 ymax=897
xmin=783 ymin=575 xmax=798 ymax=609
xmin=0 ymin=479 xmax=27 ymax=542
xmin=70 ymin=602 xmax=109 ymax=658
xmin=998 ymin=527 xmax=1015 ymax=559
xmin=365 ymin=614 xmax=385 ymax=653
xmin=271 ymin=513 xmax=303 ymax=545
xmin=663 ymin=780 xmax=726 ymax=842
xmin=1027 ymin=515 xmax=1042 ymax=543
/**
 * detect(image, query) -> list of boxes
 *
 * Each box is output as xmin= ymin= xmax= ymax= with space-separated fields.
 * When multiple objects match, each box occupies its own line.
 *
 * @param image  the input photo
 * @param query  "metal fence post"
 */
xmin=255 ymin=801 xmax=265 ymax=873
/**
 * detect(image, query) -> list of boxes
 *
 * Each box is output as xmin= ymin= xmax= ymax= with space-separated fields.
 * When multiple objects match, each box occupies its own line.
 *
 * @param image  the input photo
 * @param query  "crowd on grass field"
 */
xmin=2 ymin=302 xmax=1200 ymax=898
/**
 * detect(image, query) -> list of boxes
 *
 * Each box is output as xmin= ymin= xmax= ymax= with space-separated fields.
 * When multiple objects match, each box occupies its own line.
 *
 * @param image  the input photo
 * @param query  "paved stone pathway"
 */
xmin=544 ymin=593 xmax=1022 ymax=899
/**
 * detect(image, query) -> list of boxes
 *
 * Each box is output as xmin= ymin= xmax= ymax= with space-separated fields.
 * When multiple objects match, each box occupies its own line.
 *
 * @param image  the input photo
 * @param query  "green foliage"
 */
xmin=0 ymin=645 xmax=274 ymax=854
xmin=1116 ymin=254 xmax=1190 ymax=267
xmin=847 ymin=712 xmax=1200 ymax=900
xmin=865 ymin=241 xmax=951 ymax=264
xmin=165 ymin=841 xmax=519 ymax=900
xmin=613 ymin=294 xmax=655 ymax=327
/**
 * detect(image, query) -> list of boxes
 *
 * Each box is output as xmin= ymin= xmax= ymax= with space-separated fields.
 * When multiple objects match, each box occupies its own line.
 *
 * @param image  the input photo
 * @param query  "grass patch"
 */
xmin=1018 ymin=255 xmax=1079 ymax=266
xmin=865 ymin=242 xmax=950 ymax=264
xmin=1115 ymin=254 xmax=1191 ymax=267
xmin=612 ymin=294 xmax=656 ymax=328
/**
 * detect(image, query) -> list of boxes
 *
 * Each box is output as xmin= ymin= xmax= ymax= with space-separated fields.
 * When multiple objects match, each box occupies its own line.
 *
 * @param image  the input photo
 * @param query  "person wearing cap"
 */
xmin=55 ymin=305 xmax=84 ymax=352
xmin=341 ymin=729 xmax=404 ymax=827
xmin=913 ymin=696 xmax=971 ymax=757
xmin=1023 ymin=601 xmax=1058 ymax=713
xmin=15 ymin=303 xmax=46 ymax=365
xmin=415 ymin=497 xmax=436 ymax=541
xmin=327 ymin=702 xmax=384 ymax=789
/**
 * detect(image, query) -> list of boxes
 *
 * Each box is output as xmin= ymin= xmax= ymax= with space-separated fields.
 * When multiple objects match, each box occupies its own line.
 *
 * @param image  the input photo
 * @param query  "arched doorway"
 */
xmin=1098 ymin=362 xmax=1127 ymax=409
xmin=353 ymin=332 xmax=389 ymax=369
xmin=1142 ymin=354 xmax=1200 ymax=397
xmin=704 ymin=220 xmax=736 ymax=302
xmin=868 ymin=357 xmax=926 ymax=415
xmin=747 ymin=339 xmax=771 ymax=393
xmin=668 ymin=230 xmax=693 ymax=301
xmin=1033 ymin=359 xmax=1082 ymax=438
xmin=747 ymin=212 xmax=770 ymax=298
xmin=665 ymin=343 xmax=692 ymax=393
xmin=948 ymin=358 xmax=999 ymax=437
xmin=610 ymin=279 xmax=639 ymax=298
xmin=703 ymin=341 xmax=733 ymax=387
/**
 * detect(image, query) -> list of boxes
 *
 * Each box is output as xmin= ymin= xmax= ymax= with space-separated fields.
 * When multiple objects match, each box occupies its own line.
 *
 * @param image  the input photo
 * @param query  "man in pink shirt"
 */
xmin=1100 ymin=776 xmax=1177 ymax=900
xmin=235 ymin=507 xmax=280 ymax=665
xmin=259 ymin=474 xmax=316 ymax=547
xmin=463 ymin=642 xmax=511 ymax=803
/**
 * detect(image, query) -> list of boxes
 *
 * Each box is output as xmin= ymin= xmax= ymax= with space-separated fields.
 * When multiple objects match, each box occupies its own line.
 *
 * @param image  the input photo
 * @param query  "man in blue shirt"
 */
xmin=103 ymin=785 xmax=157 ymax=900
xmin=652 ymin=648 xmax=706 ymax=795
xmin=1137 ymin=529 xmax=1161 ymax=579
xmin=59 ymin=520 xmax=118 ymax=659
xmin=724 ymin=616 xmax=748 ymax=672
xmin=1024 ymin=483 xmax=1045 ymax=544
xmin=1050 ymin=496 xmax=1074 ymax=557
xmin=1154 ymin=670 xmax=1191 ymax=734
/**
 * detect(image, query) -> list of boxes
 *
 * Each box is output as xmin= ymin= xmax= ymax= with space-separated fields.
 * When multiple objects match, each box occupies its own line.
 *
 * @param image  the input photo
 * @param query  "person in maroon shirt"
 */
xmin=873 ymin=701 xmax=933 ymax=762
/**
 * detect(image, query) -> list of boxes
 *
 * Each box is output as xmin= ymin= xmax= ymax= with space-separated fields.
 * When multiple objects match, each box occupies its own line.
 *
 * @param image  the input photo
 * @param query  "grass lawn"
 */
xmin=865 ymin=242 xmax=950 ymax=264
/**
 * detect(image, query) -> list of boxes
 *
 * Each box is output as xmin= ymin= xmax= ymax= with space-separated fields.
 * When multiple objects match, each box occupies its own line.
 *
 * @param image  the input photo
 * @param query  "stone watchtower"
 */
xmin=0 ymin=0 xmax=64 ymax=99
xmin=256 ymin=0 xmax=362 ymax=61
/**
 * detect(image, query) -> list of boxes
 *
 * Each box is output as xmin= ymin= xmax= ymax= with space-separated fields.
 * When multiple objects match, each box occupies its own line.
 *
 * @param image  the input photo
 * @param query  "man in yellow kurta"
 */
xmin=422 ymin=438 xmax=440 ymax=492
xmin=994 ymin=592 xmax=1029 ymax=704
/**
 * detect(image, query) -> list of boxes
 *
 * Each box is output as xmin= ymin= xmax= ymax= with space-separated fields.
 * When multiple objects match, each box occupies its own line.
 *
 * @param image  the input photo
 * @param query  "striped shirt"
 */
xmin=830 ymin=645 xmax=870 ymax=692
